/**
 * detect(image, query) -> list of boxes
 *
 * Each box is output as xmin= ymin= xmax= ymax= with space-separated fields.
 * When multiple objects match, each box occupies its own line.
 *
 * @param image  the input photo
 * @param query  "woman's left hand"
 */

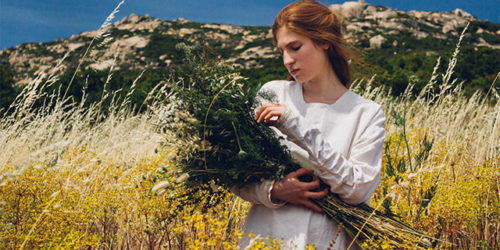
xmin=254 ymin=104 xmax=287 ymax=125
xmin=271 ymin=168 xmax=328 ymax=212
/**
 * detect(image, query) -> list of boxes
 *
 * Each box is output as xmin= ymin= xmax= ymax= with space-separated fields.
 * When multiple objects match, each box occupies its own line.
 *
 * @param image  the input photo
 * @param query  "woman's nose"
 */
xmin=283 ymin=51 xmax=295 ymax=66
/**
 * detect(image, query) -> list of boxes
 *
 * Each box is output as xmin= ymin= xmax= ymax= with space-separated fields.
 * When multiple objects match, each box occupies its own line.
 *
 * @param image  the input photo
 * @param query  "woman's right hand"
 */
xmin=271 ymin=168 xmax=328 ymax=212
xmin=254 ymin=103 xmax=287 ymax=125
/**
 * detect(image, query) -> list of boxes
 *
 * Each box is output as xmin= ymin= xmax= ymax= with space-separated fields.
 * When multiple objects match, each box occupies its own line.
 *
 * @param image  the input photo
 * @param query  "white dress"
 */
xmin=232 ymin=80 xmax=386 ymax=249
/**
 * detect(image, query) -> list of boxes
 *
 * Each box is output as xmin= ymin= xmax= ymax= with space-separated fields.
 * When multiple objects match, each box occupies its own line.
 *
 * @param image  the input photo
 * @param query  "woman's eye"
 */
xmin=292 ymin=45 xmax=301 ymax=51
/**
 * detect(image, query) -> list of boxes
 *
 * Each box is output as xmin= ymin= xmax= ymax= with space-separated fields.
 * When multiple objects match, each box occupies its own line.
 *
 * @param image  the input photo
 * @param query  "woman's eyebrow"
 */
xmin=278 ymin=40 xmax=300 ymax=51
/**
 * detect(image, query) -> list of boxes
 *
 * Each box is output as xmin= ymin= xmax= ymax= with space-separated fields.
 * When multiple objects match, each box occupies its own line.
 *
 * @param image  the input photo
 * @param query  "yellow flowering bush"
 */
xmin=372 ymin=120 xmax=499 ymax=248
xmin=0 ymin=145 xmax=251 ymax=249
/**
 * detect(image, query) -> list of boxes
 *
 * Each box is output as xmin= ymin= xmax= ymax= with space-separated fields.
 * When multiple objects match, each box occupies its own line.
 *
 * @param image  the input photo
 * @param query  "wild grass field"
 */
xmin=0 ymin=5 xmax=499 ymax=249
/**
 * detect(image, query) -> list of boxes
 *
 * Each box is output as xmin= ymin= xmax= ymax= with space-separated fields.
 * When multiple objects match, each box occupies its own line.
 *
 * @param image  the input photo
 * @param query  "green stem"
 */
xmin=402 ymin=115 xmax=413 ymax=172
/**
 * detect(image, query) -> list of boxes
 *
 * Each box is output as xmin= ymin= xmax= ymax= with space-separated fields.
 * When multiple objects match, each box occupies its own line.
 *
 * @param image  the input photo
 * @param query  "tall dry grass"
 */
xmin=0 ymin=8 xmax=498 ymax=249
xmin=0 ymin=2 xmax=247 ymax=248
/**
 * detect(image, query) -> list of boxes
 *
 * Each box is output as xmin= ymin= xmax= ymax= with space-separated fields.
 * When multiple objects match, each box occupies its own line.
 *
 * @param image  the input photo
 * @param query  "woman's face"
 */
xmin=276 ymin=27 xmax=330 ymax=84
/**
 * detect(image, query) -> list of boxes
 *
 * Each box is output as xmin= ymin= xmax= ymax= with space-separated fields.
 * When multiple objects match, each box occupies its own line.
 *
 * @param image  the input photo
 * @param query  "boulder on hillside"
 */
xmin=366 ymin=9 xmax=397 ymax=20
xmin=379 ymin=21 xmax=405 ymax=30
xmin=329 ymin=0 xmax=367 ymax=19
xmin=129 ymin=14 xmax=141 ymax=23
xmin=369 ymin=35 xmax=386 ymax=49
xmin=346 ymin=22 xmax=372 ymax=33
xmin=174 ymin=17 xmax=190 ymax=24
xmin=442 ymin=23 xmax=456 ymax=33
xmin=414 ymin=31 xmax=429 ymax=39
xmin=451 ymin=8 xmax=474 ymax=20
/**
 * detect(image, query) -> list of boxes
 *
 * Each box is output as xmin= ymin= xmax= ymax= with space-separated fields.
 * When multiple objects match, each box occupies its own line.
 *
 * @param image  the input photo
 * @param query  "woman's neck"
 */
xmin=302 ymin=68 xmax=347 ymax=104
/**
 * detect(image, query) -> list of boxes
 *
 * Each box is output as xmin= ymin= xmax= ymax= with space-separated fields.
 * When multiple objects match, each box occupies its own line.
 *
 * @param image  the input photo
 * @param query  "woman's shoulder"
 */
xmin=259 ymin=80 xmax=296 ymax=92
xmin=256 ymin=80 xmax=297 ymax=103
xmin=346 ymin=90 xmax=382 ymax=110
xmin=344 ymin=90 xmax=385 ymax=120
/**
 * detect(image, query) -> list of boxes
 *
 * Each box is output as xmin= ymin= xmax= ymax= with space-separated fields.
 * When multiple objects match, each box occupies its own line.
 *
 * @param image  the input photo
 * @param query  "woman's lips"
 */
xmin=290 ymin=69 xmax=299 ymax=75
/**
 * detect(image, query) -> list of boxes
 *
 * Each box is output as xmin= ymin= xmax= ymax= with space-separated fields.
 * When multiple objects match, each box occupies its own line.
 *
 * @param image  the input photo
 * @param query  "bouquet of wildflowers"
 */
xmin=162 ymin=44 xmax=432 ymax=248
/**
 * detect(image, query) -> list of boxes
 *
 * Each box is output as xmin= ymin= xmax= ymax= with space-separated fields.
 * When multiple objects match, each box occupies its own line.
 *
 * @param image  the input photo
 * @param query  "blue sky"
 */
xmin=1 ymin=0 xmax=499 ymax=50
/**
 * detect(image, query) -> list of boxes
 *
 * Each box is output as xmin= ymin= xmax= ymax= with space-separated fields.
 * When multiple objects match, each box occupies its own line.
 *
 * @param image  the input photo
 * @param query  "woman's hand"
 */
xmin=271 ymin=168 xmax=328 ymax=212
xmin=254 ymin=104 xmax=287 ymax=125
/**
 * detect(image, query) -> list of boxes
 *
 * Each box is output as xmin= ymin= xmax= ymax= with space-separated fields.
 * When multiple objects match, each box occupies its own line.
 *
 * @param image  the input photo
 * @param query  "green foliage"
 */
xmin=481 ymin=32 xmax=500 ymax=44
xmin=0 ymin=63 xmax=21 ymax=114
xmin=171 ymin=43 xmax=299 ymax=190
xmin=141 ymin=33 xmax=189 ymax=65
xmin=417 ymin=22 xmax=441 ymax=34
xmin=239 ymin=25 xmax=270 ymax=35
xmin=32 ymin=67 xmax=167 ymax=114
xmin=454 ymin=45 xmax=500 ymax=96
xmin=239 ymin=58 xmax=288 ymax=96
xmin=467 ymin=21 xmax=500 ymax=45
xmin=469 ymin=21 xmax=500 ymax=33
xmin=365 ymin=48 xmax=439 ymax=96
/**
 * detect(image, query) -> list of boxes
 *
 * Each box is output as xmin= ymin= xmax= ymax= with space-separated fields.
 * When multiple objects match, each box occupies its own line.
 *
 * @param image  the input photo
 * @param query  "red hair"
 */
xmin=272 ymin=0 xmax=353 ymax=87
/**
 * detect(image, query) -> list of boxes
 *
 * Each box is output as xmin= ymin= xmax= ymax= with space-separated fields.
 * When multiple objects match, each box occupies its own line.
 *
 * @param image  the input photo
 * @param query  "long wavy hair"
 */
xmin=272 ymin=0 xmax=353 ymax=87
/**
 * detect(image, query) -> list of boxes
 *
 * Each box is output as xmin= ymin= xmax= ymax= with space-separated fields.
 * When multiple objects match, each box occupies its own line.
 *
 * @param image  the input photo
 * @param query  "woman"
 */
xmin=232 ymin=0 xmax=386 ymax=249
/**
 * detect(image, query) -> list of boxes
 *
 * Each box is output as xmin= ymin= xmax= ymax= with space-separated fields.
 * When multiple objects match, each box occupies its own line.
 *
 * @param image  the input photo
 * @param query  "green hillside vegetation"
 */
xmin=0 ymin=64 xmax=21 ymax=114
xmin=0 ymin=17 xmax=498 ymax=115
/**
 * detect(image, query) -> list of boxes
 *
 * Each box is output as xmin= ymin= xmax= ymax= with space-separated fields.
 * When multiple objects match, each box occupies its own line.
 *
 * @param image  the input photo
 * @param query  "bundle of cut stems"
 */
xmin=317 ymin=194 xmax=431 ymax=248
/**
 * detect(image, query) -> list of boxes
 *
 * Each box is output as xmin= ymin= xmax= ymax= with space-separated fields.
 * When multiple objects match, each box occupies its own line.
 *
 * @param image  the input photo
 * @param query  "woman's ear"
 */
xmin=321 ymin=43 xmax=329 ymax=50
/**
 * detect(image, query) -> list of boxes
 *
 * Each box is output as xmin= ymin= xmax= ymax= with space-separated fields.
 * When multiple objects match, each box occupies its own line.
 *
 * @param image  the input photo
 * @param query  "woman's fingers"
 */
xmin=291 ymin=168 xmax=314 ymax=177
xmin=303 ymin=179 xmax=321 ymax=190
xmin=306 ymin=188 xmax=329 ymax=199
xmin=254 ymin=104 xmax=275 ymax=120
xmin=272 ymin=167 xmax=328 ymax=213
xmin=301 ymin=188 xmax=328 ymax=212
xmin=260 ymin=109 xmax=278 ymax=123
xmin=302 ymin=200 xmax=323 ymax=213
xmin=256 ymin=107 xmax=279 ymax=123
xmin=254 ymin=104 xmax=286 ymax=124
xmin=263 ymin=111 xmax=279 ymax=124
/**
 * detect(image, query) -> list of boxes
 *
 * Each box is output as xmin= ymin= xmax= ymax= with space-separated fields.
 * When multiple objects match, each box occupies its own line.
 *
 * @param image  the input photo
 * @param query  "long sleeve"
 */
xmin=276 ymin=106 xmax=386 ymax=205
xmin=231 ymin=181 xmax=286 ymax=208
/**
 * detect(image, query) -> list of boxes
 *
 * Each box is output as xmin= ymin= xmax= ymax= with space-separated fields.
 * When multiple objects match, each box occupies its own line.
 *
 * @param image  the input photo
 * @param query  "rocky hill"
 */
xmin=1 ymin=0 xmax=499 ymax=97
